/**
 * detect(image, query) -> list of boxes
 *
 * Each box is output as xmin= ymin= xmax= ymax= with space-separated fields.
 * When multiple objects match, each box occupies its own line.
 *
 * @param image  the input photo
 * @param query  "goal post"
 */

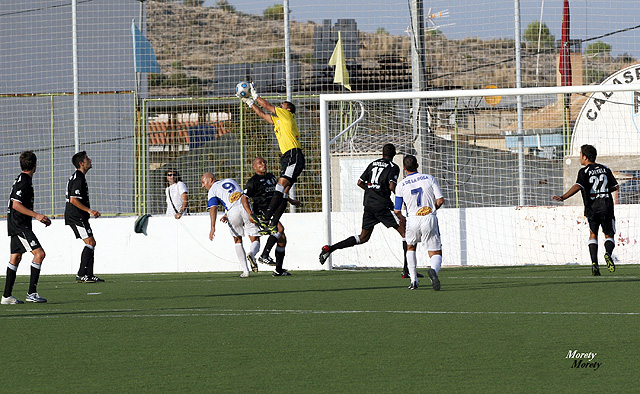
xmin=320 ymin=81 xmax=640 ymax=269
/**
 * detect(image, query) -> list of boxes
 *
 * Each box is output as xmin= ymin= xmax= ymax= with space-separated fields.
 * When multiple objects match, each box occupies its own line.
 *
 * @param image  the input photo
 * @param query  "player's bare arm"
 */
xmin=70 ymin=196 xmax=100 ymax=218
xmin=287 ymin=197 xmax=302 ymax=207
xmin=394 ymin=209 xmax=406 ymax=224
xmin=240 ymin=195 xmax=253 ymax=217
xmin=255 ymin=96 xmax=276 ymax=114
xmin=11 ymin=200 xmax=51 ymax=226
xmin=209 ymin=205 xmax=218 ymax=240
xmin=552 ymin=183 xmax=582 ymax=201
xmin=240 ymin=83 xmax=275 ymax=124
xmin=435 ymin=197 xmax=445 ymax=210
xmin=249 ymin=102 xmax=274 ymax=124
xmin=357 ymin=179 xmax=367 ymax=190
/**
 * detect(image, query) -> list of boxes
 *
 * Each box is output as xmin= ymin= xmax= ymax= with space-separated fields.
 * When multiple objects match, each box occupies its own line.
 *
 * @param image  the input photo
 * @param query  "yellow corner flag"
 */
xmin=328 ymin=31 xmax=351 ymax=91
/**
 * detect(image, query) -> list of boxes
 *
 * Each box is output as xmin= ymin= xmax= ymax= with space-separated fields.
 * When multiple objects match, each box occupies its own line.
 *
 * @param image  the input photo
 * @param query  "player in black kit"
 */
xmin=245 ymin=157 xmax=300 ymax=276
xmin=2 ymin=151 xmax=51 ymax=304
xmin=553 ymin=144 xmax=619 ymax=276
xmin=319 ymin=144 xmax=413 ymax=276
xmin=65 ymin=151 xmax=104 ymax=283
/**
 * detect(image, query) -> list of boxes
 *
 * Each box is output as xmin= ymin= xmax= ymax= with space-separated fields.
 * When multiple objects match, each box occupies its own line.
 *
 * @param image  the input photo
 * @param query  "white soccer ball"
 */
xmin=235 ymin=81 xmax=251 ymax=98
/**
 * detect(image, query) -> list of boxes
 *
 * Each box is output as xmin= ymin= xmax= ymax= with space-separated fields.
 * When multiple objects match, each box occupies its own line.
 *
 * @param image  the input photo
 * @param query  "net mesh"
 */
xmin=324 ymin=83 xmax=640 ymax=267
xmin=1 ymin=0 xmax=639 ymax=225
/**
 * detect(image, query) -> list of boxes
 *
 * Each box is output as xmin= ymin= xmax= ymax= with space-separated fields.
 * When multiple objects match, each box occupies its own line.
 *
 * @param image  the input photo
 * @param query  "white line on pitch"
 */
xmin=2 ymin=308 xmax=639 ymax=319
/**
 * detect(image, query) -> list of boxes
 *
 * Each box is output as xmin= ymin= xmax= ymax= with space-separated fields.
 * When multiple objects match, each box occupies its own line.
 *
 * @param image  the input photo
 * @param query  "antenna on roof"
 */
xmin=426 ymin=8 xmax=454 ymax=31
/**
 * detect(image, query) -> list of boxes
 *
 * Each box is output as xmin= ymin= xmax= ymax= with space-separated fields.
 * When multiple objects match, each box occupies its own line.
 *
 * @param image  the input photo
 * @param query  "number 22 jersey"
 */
xmin=575 ymin=163 xmax=618 ymax=217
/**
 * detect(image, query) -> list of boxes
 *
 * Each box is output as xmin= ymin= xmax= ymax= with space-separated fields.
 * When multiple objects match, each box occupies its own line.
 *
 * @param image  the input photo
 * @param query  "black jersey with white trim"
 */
xmin=65 ymin=170 xmax=91 ymax=223
xmin=245 ymin=173 xmax=277 ymax=214
xmin=359 ymin=158 xmax=400 ymax=210
xmin=576 ymin=163 xmax=618 ymax=215
xmin=7 ymin=173 xmax=34 ymax=236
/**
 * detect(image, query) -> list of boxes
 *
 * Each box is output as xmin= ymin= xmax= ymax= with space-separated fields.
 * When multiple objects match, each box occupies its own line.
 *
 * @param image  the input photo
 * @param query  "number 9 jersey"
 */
xmin=207 ymin=179 xmax=244 ymax=211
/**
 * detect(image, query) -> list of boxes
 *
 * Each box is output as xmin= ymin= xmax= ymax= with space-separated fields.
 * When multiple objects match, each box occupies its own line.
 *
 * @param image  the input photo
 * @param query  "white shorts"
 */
xmin=405 ymin=214 xmax=441 ymax=251
xmin=226 ymin=206 xmax=260 ymax=237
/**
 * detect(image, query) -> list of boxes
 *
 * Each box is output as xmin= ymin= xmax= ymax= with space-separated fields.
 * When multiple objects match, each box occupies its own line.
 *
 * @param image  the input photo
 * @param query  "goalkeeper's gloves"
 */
xmin=242 ymin=97 xmax=255 ymax=108
xmin=249 ymin=82 xmax=260 ymax=101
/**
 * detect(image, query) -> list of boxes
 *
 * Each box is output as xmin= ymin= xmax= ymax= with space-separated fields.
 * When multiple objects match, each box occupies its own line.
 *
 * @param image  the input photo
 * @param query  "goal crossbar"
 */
xmin=319 ymin=83 xmax=640 ymax=103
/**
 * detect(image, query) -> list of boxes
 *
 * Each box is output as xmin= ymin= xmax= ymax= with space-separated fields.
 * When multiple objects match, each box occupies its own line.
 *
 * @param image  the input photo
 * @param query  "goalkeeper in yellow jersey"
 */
xmin=238 ymin=83 xmax=305 ymax=236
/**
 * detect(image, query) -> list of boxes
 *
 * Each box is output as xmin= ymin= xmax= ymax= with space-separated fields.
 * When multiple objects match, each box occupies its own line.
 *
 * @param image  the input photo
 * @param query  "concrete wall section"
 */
xmin=0 ymin=213 xmax=325 ymax=276
xmin=0 ymin=207 xmax=636 ymax=276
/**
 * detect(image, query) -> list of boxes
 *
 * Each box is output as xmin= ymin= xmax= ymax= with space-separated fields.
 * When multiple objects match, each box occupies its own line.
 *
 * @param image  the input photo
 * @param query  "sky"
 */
xmin=203 ymin=0 xmax=640 ymax=58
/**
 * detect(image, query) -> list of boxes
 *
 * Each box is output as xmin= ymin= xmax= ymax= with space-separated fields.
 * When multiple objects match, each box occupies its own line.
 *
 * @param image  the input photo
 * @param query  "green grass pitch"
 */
xmin=1 ymin=265 xmax=638 ymax=393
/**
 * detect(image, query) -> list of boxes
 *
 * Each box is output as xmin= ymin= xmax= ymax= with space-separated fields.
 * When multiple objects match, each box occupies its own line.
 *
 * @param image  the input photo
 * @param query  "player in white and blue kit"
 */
xmin=394 ymin=155 xmax=444 ymax=290
xmin=201 ymin=172 xmax=260 ymax=277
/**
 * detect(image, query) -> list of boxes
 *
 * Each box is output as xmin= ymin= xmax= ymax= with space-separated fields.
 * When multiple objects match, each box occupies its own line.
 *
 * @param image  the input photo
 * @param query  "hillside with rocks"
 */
xmin=145 ymin=1 xmax=629 ymax=96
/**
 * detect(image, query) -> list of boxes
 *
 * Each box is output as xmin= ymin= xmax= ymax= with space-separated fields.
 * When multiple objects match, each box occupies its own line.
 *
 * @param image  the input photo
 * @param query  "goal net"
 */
xmin=320 ymin=78 xmax=640 ymax=269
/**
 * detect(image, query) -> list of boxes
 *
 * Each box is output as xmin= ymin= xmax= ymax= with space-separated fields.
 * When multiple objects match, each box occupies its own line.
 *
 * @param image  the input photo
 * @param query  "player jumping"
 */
xmin=238 ymin=83 xmax=305 ymax=236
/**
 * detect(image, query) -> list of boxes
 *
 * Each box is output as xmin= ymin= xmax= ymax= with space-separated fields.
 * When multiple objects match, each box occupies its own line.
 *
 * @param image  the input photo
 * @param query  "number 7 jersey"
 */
xmin=394 ymin=172 xmax=443 ymax=217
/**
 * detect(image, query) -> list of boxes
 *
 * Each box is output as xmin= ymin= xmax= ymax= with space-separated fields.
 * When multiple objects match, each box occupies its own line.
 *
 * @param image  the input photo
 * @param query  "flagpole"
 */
xmin=560 ymin=0 xmax=572 ymax=156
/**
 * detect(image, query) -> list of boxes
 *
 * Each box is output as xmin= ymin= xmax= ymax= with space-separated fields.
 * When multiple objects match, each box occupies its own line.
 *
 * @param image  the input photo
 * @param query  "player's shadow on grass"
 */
xmin=203 ymin=285 xmax=402 ymax=298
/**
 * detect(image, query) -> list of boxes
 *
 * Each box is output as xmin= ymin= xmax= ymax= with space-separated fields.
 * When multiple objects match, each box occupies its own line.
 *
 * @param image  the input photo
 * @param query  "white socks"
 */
xmin=406 ymin=250 xmax=417 ymax=283
xmin=248 ymin=240 xmax=260 ymax=259
xmin=235 ymin=243 xmax=249 ymax=273
xmin=430 ymin=254 xmax=442 ymax=274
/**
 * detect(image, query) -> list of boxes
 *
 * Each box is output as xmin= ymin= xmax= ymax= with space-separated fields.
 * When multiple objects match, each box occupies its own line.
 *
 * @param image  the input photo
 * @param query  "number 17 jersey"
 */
xmin=359 ymin=158 xmax=399 ymax=210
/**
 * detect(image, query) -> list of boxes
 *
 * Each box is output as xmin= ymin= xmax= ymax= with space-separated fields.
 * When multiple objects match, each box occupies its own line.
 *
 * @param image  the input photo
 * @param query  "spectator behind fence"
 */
xmin=165 ymin=169 xmax=188 ymax=219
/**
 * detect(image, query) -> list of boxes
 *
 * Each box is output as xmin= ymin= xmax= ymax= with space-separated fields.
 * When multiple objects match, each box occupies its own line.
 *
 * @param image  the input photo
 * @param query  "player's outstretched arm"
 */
xmin=239 ymin=83 xmax=274 ymax=124
xmin=245 ymin=100 xmax=274 ymax=124
xmin=552 ymin=184 xmax=581 ymax=202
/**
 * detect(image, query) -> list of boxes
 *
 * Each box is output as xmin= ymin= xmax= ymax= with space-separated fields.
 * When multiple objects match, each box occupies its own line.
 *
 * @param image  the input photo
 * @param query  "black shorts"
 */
xmin=10 ymin=229 xmax=42 ymax=254
xmin=280 ymin=148 xmax=305 ymax=184
xmin=362 ymin=206 xmax=399 ymax=231
xmin=67 ymin=219 xmax=94 ymax=240
xmin=586 ymin=199 xmax=615 ymax=236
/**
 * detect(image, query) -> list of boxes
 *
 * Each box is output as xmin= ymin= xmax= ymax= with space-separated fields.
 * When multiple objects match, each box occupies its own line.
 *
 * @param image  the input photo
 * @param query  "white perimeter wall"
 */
xmin=0 ymin=205 xmax=637 ymax=276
